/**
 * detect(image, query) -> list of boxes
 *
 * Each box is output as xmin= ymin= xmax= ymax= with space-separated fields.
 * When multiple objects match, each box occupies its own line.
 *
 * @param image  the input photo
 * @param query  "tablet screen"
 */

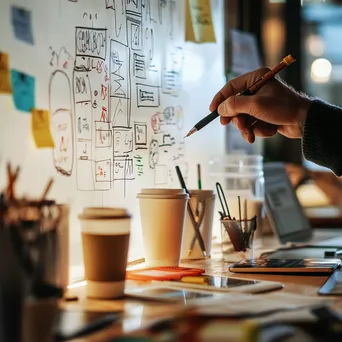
xmin=132 ymin=287 xmax=214 ymax=299
xmin=172 ymin=276 xmax=258 ymax=288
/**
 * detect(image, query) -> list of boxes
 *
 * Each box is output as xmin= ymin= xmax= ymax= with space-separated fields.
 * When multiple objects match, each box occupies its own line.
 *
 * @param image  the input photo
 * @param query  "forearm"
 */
xmin=302 ymin=99 xmax=342 ymax=176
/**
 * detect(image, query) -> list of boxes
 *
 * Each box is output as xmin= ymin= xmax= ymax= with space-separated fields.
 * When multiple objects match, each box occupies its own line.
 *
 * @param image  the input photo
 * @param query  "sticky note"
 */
xmin=11 ymin=6 xmax=34 ymax=45
xmin=0 ymin=52 xmax=12 ymax=94
xmin=11 ymin=69 xmax=35 ymax=113
xmin=185 ymin=0 xmax=195 ymax=42
xmin=188 ymin=0 xmax=216 ymax=43
xmin=31 ymin=109 xmax=55 ymax=148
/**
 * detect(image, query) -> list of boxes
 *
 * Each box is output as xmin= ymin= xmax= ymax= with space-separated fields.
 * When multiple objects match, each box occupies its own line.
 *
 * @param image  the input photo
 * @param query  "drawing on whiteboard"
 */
xmin=127 ymin=14 xmax=143 ymax=51
xmin=75 ymin=27 xmax=107 ymax=60
xmin=110 ymin=39 xmax=131 ymax=128
xmin=162 ymin=47 xmax=183 ymax=96
xmin=134 ymin=122 xmax=147 ymax=149
xmin=126 ymin=0 xmax=142 ymax=16
xmin=95 ymin=159 xmax=112 ymax=182
xmin=133 ymin=53 xmax=146 ymax=79
xmin=49 ymin=46 xmax=73 ymax=69
xmin=49 ymin=69 xmax=74 ymax=176
xmin=136 ymin=83 xmax=160 ymax=107
xmin=134 ymin=154 xmax=144 ymax=176
xmin=95 ymin=121 xmax=112 ymax=148
xmin=149 ymin=138 xmax=159 ymax=169
xmin=113 ymin=128 xmax=133 ymax=155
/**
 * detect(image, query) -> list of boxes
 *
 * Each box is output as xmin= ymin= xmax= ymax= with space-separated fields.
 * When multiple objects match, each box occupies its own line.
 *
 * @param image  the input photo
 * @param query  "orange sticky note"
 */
xmin=0 ymin=52 xmax=13 ymax=94
xmin=31 ymin=109 xmax=55 ymax=148
xmin=185 ymin=0 xmax=195 ymax=42
xmin=188 ymin=0 xmax=216 ymax=43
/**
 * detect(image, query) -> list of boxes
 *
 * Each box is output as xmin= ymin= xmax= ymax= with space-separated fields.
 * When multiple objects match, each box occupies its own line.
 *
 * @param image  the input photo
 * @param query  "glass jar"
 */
xmin=209 ymin=154 xmax=264 ymax=199
xmin=209 ymin=154 xmax=265 ymax=248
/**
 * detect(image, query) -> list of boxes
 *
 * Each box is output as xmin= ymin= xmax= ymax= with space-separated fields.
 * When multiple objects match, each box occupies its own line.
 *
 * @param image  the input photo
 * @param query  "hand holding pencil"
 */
xmin=185 ymin=55 xmax=312 ymax=144
xmin=210 ymin=55 xmax=311 ymax=143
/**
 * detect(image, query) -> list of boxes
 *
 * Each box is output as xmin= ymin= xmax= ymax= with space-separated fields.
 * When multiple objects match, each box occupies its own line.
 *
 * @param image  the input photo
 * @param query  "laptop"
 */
xmin=263 ymin=162 xmax=342 ymax=251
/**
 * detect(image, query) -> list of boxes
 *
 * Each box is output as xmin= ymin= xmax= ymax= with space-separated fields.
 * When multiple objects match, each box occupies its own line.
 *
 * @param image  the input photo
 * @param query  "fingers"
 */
xmin=252 ymin=121 xmax=278 ymax=137
xmin=220 ymin=116 xmax=231 ymax=126
xmin=209 ymin=68 xmax=270 ymax=112
xmin=218 ymin=95 xmax=282 ymax=125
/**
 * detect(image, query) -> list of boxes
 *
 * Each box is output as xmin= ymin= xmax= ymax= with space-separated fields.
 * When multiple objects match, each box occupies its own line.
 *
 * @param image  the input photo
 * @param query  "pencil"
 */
xmin=197 ymin=164 xmax=202 ymax=190
xmin=40 ymin=178 xmax=54 ymax=202
xmin=175 ymin=166 xmax=207 ymax=258
xmin=184 ymin=54 xmax=296 ymax=138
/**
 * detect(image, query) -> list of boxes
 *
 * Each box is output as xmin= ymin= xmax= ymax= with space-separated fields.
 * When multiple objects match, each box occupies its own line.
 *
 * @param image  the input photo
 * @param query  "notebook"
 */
xmin=263 ymin=162 xmax=342 ymax=248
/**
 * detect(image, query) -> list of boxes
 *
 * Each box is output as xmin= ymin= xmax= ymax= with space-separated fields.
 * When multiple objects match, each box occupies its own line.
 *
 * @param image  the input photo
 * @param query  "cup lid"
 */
xmin=139 ymin=188 xmax=186 ymax=195
xmin=79 ymin=207 xmax=131 ymax=220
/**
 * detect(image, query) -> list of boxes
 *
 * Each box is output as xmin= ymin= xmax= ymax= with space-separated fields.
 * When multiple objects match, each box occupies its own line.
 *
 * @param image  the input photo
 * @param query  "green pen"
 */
xmin=197 ymin=164 xmax=202 ymax=190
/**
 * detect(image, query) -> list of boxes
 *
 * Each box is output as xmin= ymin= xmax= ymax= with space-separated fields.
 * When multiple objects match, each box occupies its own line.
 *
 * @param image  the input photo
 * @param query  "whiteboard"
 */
xmin=0 ymin=0 xmax=225 ymax=281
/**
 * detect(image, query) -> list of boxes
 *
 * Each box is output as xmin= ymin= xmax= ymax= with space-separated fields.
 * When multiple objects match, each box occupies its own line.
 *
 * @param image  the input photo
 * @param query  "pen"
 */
xmin=184 ymin=54 xmax=296 ymax=138
xmin=197 ymin=164 xmax=202 ymax=190
xmin=175 ymin=166 xmax=207 ymax=258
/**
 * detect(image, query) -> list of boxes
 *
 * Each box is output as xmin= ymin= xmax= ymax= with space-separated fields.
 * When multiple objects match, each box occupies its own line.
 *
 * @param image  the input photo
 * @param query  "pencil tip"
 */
xmin=184 ymin=127 xmax=197 ymax=139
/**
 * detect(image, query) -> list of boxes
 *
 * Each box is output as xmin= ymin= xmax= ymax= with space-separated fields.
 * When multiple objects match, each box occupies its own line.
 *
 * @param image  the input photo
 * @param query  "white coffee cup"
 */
xmin=79 ymin=207 xmax=131 ymax=299
xmin=137 ymin=188 xmax=189 ymax=267
xmin=181 ymin=190 xmax=215 ymax=259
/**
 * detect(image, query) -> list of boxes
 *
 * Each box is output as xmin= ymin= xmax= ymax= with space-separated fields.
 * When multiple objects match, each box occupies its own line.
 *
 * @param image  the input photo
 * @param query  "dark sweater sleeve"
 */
xmin=302 ymin=99 xmax=342 ymax=176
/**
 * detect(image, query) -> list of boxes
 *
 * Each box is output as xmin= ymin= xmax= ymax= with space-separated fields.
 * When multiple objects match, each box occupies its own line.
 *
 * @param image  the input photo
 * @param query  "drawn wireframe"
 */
xmin=149 ymin=138 xmax=159 ymax=169
xmin=134 ymin=122 xmax=147 ymax=149
xmin=133 ymin=53 xmax=146 ymax=79
xmin=113 ymin=127 xmax=133 ymax=155
xmin=136 ymin=83 xmax=160 ymax=107
xmin=49 ymin=70 xmax=74 ymax=176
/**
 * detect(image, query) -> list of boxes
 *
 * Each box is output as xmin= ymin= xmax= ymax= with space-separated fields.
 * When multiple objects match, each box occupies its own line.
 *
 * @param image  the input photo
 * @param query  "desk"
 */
xmin=305 ymin=206 xmax=342 ymax=228
xmin=62 ymin=236 xmax=342 ymax=341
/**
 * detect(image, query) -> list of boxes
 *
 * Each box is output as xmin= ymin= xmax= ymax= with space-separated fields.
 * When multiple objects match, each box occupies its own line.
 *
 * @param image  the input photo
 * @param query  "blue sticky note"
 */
xmin=11 ymin=69 xmax=35 ymax=113
xmin=11 ymin=6 xmax=34 ymax=45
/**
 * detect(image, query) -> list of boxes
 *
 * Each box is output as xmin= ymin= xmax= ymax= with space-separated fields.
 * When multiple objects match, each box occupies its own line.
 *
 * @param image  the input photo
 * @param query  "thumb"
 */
xmin=218 ymin=95 xmax=279 ymax=124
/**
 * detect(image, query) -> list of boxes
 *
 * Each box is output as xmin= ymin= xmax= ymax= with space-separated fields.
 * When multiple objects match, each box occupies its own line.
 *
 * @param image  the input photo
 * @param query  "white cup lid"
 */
xmin=79 ymin=207 xmax=131 ymax=220
xmin=139 ymin=188 xmax=186 ymax=195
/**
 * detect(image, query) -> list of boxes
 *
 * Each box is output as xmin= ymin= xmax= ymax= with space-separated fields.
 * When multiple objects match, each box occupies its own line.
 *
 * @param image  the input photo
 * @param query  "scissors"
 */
xmin=215 ymin=182 xmax=231 ymax=220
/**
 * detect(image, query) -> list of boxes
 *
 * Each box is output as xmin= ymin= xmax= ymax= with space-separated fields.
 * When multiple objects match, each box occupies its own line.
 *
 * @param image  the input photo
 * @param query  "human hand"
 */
xmin=210 ymin=68 xmax=311 ymax=143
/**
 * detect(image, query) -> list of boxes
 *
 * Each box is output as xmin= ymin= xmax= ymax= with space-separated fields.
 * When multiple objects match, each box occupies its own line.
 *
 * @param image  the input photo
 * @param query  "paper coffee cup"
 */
xmin=181 ymin=190 xmax=215 ymax=259
xmin=79 ymin=207 xmax=131 ymax=299
xmin=137 ymin=189 xmax=188 ymax=267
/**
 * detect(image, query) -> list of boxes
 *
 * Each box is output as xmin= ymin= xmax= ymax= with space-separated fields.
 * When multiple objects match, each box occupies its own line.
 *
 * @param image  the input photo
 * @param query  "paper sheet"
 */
xmin=11 ymin=69 xmax=35 ymax=113
xmin=31 ymin=109 xmax=55 ymax=148
xmin=0 ymin=52 xmax=12 ymax=94
xmin=186 ymin=0 xmax=216 ymax=43
xmin=11 ymin=6 xmax=34 ymax=45
xmin=193 ymin=292 xmax=330 ymax=317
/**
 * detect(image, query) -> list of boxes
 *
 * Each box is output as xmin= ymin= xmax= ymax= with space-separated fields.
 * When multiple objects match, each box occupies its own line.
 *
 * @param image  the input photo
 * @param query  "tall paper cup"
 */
xmin=137 ymin=189 xmax=189 ymax=267
xmin=181 ymin=190 xmax=215 ymax=259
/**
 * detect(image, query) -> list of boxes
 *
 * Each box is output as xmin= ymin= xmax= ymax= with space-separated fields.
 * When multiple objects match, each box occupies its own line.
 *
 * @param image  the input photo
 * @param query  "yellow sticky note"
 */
xmin=0 ymin=52 xmax=13 ymax=94
xmin=185 ymin=0 xmax=195 ymax=42
xmin=31 ymin=109 xmax=55 ymax=148
xmin=188 ymin=0 xmax=216 ymax=43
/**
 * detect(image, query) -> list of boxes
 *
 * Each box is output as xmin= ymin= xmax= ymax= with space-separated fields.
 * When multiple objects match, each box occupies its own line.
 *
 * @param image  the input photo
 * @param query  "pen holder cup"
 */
xmin=220 ymin=216 xmax=257 ymax=262
xmin=181 ymin=190 xmax=215 ymax=260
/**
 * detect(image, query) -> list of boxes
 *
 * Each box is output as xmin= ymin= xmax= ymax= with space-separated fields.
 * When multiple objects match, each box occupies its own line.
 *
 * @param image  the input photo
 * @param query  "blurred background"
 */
xmin=225 ymin=0 xmax=342 ymax=170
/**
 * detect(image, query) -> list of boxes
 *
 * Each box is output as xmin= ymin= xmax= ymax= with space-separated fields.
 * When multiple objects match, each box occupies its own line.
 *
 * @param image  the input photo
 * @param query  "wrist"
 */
xmin=297 ymin=95 xmax=311 ymax=135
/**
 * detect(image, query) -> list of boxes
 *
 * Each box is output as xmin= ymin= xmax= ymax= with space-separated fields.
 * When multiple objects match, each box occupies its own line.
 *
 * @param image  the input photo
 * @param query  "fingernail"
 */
xmin=218 ymin=102 xmax=226 ymax=115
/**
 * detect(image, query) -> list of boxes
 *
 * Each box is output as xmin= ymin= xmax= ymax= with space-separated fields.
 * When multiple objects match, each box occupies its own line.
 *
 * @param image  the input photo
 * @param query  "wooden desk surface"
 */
xmin=61 ymin=236 xmax=342 ymax=341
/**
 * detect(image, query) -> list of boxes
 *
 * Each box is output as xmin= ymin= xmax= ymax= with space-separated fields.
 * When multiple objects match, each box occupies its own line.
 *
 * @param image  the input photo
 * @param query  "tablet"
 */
xmin=125 ymin=285 xmax=224 ymax=304
xmin=229 ymin=258 xmax=341 ymax=274
xmin=155 ymin=275 xmax=283 ymax=294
